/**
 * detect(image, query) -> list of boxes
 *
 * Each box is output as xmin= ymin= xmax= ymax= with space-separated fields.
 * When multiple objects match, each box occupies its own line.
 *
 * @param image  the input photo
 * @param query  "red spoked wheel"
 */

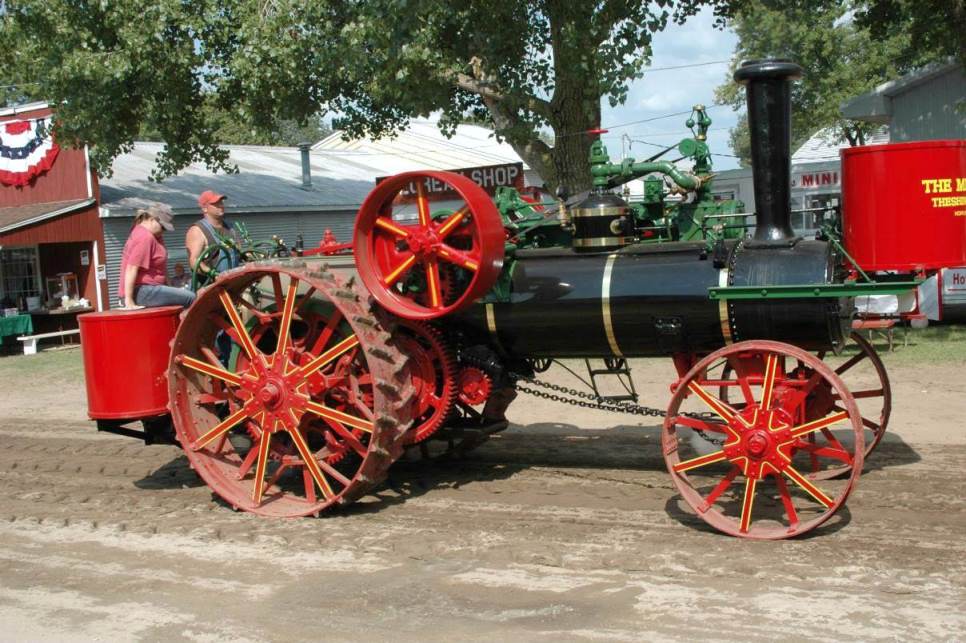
xmin=353 ymin=171 xmax=505 ymax=320
xmin=664 ymin=340 xmax=864 ymax=539
xmin=168 ymin=262 xmax=413 ymax=517
xmin=719 ymin=331 xmax=890 ymax=480
xmin=395 ymin=320 xmax=457 ymax=445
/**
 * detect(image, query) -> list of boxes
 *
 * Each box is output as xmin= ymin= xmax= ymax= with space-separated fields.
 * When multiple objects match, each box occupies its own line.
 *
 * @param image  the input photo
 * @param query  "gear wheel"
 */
xmin=395 ymin=320 xmax=457 ymax=444
xmin=457 ymin=366 xmax=493 ymax=406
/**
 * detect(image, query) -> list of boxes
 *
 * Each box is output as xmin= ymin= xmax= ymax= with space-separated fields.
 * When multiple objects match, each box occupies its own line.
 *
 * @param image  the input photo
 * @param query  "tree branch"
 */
xmin=451 ymin=57 xmax=552 ymax=121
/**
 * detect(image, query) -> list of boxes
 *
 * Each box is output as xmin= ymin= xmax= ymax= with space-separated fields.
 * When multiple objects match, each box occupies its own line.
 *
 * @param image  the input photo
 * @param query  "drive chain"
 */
xmin=508 ymin=370 xmax=725 ymax=446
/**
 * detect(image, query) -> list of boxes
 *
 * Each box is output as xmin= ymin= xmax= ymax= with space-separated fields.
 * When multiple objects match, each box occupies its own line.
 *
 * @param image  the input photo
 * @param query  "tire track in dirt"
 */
xmin=1 ymin=421 xmax=964 ymax=640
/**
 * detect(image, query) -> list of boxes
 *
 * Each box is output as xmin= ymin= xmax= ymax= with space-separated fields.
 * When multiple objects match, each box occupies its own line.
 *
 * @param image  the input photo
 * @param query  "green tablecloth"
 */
xmin=0 ymin=314 xmax=33 ymax=338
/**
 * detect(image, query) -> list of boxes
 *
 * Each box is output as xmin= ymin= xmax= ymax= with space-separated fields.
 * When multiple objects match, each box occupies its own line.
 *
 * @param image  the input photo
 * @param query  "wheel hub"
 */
xmin=406 ymin=228 xmax=441 ymax=258
xmin=722 ymin=405 xmax=796 ymax=479
xmin=239 ymin=353 xmax=311 ymax=433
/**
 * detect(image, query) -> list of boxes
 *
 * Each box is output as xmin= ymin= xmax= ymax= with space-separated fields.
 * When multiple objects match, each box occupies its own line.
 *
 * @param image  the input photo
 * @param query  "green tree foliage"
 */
xmin=0 ymin=0 xmax=710 ymax=191
xmin=710 ymin=1 xmax=951 ymax=164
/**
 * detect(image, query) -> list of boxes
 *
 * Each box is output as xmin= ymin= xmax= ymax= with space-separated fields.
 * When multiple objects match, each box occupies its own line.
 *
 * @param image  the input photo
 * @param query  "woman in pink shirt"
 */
xmin=118 ymin=205 xmax=195 ymax=309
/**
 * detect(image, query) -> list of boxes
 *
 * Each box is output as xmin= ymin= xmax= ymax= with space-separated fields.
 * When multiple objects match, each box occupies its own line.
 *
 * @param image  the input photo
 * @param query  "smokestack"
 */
xmin=734 ymin=59 xmax=803 ymax=243
xmin=298 ymin=142 xmax=312 ymax=189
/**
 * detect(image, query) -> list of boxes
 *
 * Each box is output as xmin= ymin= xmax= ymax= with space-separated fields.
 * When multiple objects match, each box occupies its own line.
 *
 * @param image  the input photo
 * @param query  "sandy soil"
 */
xmin=0 ymin=351 xmax=964 ymax=641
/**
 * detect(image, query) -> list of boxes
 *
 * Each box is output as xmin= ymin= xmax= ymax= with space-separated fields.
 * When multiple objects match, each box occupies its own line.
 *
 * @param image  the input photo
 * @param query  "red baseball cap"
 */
xmin=198 ymin=190 xmax=226 ymax=207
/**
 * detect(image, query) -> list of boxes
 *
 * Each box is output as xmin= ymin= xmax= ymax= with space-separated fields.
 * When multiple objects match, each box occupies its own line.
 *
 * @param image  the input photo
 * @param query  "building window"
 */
xmin=0 ymin=246 xmax=42 ymax=307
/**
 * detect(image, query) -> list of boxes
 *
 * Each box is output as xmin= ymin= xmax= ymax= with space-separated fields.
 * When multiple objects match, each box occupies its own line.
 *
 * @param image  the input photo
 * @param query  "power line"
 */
xmin=643 ymin=59 xmax=731 ymax=72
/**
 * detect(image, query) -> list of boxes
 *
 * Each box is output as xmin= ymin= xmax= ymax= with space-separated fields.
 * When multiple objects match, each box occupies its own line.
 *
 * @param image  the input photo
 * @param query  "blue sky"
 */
xmin=599 ymin=8 xmax=741 ymax=170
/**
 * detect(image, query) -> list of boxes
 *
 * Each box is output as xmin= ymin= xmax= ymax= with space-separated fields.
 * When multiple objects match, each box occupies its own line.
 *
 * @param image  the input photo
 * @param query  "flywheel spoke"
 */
xmin=374 ymin=216 xmax=410 ymax=238
xmin=835 ymin=350 xmax=868 ymax=375
xmin=415 ymin=181 xmax=431 ymax=228
xmin=436 ymin=244 xmax=479 ymax=272
xmin=424 ymin=258 xmax=443 ymax=309
xmin=384 ymin=254 xmax=417 ymax=286
xmin=435 ymin=206 xmax=469 ymax=237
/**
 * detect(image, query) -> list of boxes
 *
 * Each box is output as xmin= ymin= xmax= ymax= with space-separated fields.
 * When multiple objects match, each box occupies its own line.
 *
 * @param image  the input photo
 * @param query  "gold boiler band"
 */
xmin=573 ymin=236 xmax=634 ymax=248
xmin=718 ymin=267 xmax=733 ymax=345
xmin=602 ymin=253 xmax=623 ymax=357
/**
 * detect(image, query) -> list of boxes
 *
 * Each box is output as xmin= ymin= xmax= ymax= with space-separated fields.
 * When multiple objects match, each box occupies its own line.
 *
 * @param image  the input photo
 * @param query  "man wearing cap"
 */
xmin=185 ymin=190 xmax=242 ymax=285
xmin=118 ymin=204 xmax=196 ymax=308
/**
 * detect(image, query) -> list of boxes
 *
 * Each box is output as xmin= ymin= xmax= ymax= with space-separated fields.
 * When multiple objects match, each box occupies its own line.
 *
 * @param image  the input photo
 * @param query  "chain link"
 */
xmin=508 ymin=369 xmax=725 ymax=445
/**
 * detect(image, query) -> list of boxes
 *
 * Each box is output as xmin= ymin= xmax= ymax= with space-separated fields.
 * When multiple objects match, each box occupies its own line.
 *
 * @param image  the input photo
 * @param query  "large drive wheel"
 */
xmin=168 ymin=261 xmax=413 ymax=517
xmin=719 ymin=331 xmax=890 ymax=480
xmin=353 ymin=171 xmax=505 ymax=320
xmin=663 ymin=340 xmax=864 ymax=539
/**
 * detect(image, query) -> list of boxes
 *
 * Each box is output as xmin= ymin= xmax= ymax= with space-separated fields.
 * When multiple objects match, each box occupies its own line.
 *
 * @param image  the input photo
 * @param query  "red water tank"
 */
xmin=842 ymin=139 xmax=966 ymax=272
xmin=78 ymin=306 xmax=181 ymax=420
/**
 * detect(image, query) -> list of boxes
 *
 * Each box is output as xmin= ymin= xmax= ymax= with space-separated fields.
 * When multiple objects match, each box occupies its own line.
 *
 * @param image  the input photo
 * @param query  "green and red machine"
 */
xmin=79 ymin=59 xmax=965 ymax=539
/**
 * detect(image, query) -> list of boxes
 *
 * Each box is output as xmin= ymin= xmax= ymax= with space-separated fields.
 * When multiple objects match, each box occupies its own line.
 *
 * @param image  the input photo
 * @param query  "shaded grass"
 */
xmin=843 ymin=324 xmax=966 ymax=365
xmin=0 ymin=345 xmax=84 ymax=386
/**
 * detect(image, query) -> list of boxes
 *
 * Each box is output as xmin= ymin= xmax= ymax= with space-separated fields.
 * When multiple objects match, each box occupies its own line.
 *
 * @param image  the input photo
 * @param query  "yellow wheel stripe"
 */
xmin=276 ymin=282 xmax=299 ymax=356
xmin=384 ymin=254 xmax=417 ymax=286
xmin=426 ymin=261 xmax=441 ymax=308
xmin=673 ymin=449 xmax=727 ymax=473
xmin=789 ymin=411 xmax=850 ymax=438
xmin=193 ymin=405 xmax=252 ymax=450
xmin=687 ymin=381 xmax=735 ymax=422
xmin=306 ymin=400 xmax=373 ymax=433
xmin=219 ymin=290 xmax=259 ymax=361
xmin=761 ymin=353 xmax=778 ymax=410
xmin=437 ymin=207 xmax=468 ymax=237
xmin=180 ymin=355 xmax=243 ymax=386
xmin=375 ymin=217 xmax=409 ymax=237
xmin=251 ymin=431 xmax=272 ymax=504
xmin=416 ymin=182 xmax=431 ymax=227
xmin=739 ymin=477 xmax=757 ymax=532
xmin=288 ymin=428 xmax=334 ymax=499
xmin=784 ymin=465 xmax=834 ymax=508
xmin=297 ymin=335 xmax=360 ymax=379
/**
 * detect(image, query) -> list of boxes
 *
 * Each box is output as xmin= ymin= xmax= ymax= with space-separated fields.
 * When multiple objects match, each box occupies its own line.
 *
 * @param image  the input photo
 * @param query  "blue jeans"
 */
xmin=134 ymin=285 xmax=196 ymax=308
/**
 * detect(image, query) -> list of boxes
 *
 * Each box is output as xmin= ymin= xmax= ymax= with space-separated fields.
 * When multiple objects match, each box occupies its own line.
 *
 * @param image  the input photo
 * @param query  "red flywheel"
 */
xmin=353 ymin=171 xmax=505 ymax=320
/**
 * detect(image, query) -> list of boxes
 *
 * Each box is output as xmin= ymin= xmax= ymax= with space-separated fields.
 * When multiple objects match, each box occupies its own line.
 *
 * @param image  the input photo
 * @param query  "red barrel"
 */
xmin=78 ymin=306 xmax=181 ymax=420
xmin=842 ymin=139 xmax=966 ymax=272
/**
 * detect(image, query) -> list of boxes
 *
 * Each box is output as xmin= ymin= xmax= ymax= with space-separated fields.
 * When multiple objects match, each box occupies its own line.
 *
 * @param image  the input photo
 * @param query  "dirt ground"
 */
xmin=0 ymin=348 xmax=964 ymax=641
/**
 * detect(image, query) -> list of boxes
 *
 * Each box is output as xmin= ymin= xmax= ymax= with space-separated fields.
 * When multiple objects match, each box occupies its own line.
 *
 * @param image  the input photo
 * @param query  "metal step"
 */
xmin=584 ymin=358 xmax=638 ymax=403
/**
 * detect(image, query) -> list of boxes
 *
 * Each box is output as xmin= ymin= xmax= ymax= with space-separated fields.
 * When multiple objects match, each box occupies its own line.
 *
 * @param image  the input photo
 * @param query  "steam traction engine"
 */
xmin=79 ymin=60 xmax=964 ymax=539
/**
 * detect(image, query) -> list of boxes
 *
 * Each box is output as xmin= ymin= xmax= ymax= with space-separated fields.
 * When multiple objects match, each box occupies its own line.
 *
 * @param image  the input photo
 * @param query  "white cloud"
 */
xmin=600 ymin=6 xmax=742 ymax=169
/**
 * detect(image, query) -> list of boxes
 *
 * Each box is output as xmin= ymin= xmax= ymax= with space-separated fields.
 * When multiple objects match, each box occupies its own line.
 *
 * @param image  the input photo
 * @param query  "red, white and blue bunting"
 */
xmin=0 ymin=117 xmax=60 ymax=187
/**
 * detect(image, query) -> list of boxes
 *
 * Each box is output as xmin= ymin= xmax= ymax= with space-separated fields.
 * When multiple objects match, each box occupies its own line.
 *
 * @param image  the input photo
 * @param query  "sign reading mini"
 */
xmin=377 ymin=162 xmax=524 ymax=203
xmin=0 ymin=117 xmax=60 ymax=187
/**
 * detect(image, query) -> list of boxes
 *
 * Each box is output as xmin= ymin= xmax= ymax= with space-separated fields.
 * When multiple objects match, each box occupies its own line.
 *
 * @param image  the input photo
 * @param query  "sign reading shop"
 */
xmin=792 ymin=170 xmax=839 ymax=190
xmin=377 ymin=162 xmax=524 ymax=202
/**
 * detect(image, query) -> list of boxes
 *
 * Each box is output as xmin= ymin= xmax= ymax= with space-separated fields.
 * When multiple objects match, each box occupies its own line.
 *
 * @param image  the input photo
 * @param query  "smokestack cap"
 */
xmin=734 ymin=59 xmax=803 ymax=85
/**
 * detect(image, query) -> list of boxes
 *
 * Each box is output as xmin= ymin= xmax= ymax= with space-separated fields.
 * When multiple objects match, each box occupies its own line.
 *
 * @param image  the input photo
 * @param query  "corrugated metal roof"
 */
xmin=100 ymin=119 xmax=533 ymax=217
xmin=99 ymin=142 xmax=382 ymax=216
xmin=313 ymin=118 xmax=528 ymax=173
xmin=791 ymin=127 xmax=890 ymax=163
